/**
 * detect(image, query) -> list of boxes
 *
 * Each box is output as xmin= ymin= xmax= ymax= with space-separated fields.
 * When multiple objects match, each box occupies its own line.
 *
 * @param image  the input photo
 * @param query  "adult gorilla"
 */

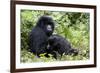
xmin=29 ymin=15 xmax=55 ymax=57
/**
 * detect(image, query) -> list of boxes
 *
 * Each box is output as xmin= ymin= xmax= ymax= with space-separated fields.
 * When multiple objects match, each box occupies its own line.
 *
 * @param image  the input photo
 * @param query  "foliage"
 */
xmin=20 ymin=10 xmax=90 ymax=63
xmin=21 ymin=50 xmax=56 ymax=63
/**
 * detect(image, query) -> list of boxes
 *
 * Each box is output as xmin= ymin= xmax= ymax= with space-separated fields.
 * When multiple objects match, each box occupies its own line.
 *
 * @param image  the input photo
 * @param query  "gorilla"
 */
xmin=47 ymin=34 xmax=79 ymax=58
xmin=29 ymin=15 xmax=55 ymax=57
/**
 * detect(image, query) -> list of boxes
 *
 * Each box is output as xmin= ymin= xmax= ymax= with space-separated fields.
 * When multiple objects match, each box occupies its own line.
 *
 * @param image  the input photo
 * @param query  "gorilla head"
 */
xmin=29 ymin=15 xmax=55 ymax=57
xmin=36 ymin=16 xmax=55 ymax=36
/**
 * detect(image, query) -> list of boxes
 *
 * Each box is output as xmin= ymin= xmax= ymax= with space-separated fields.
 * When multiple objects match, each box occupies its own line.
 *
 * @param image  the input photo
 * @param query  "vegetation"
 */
xmin=20 ymin=10 xmax=90 ymax=63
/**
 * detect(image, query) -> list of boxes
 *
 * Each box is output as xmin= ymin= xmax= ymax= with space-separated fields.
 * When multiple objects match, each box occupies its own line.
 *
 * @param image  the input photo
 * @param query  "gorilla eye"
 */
xmin=47 ymin=25 xmax=52 ymax=31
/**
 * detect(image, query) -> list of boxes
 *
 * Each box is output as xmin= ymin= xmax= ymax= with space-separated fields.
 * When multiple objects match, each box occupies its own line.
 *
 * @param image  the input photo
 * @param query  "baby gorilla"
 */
xmin=47 ymin=34 xmax=78 ymax=59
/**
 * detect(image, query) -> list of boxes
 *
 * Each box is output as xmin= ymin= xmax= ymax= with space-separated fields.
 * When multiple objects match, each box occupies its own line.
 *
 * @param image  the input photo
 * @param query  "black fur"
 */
xmin=29 ymin=16 xmax=55 ymax=57
xmin=47 ymin=34 xmax=78 ymax=58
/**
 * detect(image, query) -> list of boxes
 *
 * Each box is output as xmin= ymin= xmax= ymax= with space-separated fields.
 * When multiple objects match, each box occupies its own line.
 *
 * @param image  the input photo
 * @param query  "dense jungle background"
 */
xmin=20 ymin=10 xmax=90 ymax=63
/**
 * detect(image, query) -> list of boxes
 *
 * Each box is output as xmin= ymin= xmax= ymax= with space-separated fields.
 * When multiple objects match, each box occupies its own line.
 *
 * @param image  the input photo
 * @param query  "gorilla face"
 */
xmin=46 ymin=25 xmax=52 ymax=31
xmin=36 ymin=16 xmax=55 ymax=36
